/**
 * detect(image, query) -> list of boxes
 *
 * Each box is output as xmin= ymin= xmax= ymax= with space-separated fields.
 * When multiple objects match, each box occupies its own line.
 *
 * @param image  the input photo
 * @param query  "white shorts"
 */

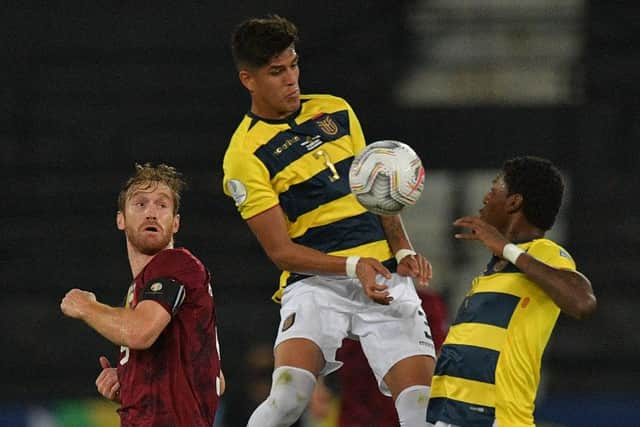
xmin=274 ymin=273 xmax=436 ymax=396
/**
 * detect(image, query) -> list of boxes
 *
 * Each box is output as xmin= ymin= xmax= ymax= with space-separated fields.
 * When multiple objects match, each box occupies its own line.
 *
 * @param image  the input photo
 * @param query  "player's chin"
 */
xmin=138 ymin=239 xmax=170 ymax=255
xmin=284 ymin=96 xmax=300 ymax=111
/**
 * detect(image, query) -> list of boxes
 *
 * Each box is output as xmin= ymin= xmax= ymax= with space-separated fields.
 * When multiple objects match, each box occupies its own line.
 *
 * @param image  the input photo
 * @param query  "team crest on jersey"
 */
xmin=316 ymin=116 xmax=338 ymax=135
xmin=282 ymin=313 xmax=296 ymax=332
xmin=227 ymin=179 xmax=248 ymax=206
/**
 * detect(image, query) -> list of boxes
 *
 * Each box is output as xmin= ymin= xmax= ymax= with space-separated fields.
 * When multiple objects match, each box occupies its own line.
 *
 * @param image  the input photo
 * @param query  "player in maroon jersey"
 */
xmin=61 ymin=163 xmax=223 ymax=427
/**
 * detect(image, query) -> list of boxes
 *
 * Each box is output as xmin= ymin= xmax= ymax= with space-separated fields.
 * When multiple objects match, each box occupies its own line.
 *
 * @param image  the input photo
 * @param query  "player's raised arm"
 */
xmin=430 ymin=156 xmax=598 ymax=427
xmin=453 ymin=215 xmax=596 ymax=319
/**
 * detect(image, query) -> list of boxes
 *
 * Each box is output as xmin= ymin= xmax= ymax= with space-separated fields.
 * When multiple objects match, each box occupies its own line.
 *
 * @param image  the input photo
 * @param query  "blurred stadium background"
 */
xmin=1 ymin=1 xmax=638 ymax=426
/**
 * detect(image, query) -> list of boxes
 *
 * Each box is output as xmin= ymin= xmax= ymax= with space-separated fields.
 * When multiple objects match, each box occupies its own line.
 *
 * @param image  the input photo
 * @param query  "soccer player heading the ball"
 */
xmin=223 ymin=14 xmax=436 ymax=427
xmin=427 ymin=156 xmax=597 ymax=427
xmin=61 ymin=163 xmax=223 ymax=427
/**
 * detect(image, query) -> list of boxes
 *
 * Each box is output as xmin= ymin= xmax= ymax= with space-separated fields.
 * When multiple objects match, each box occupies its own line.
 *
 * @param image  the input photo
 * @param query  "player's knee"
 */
xmin=267 ymin=366 xmax=317 ymax=423
xmin=395 ymin=385 xmax=431 ymax=427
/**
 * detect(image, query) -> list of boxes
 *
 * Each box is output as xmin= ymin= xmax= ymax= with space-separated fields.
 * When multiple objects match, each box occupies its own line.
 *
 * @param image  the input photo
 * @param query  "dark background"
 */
xmin=1 ymin=1 xmax=639 ymax=425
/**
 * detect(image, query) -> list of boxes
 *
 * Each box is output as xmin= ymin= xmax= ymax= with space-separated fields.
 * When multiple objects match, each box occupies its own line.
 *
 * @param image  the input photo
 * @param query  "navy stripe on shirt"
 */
xmin=435 ymin=344 xmax=499 ymax=384
xmin=427 ymin=397 xmax=495 ymax=427
xmin=279 ymin=157 xmax=353 ymax=222
xmin=291 ymin=212 xmax=385 ymax=254
xmin=452 ymin=292 xmax=520 ymax=329
xmin=254 ymin=110 xmax=350 ymax=178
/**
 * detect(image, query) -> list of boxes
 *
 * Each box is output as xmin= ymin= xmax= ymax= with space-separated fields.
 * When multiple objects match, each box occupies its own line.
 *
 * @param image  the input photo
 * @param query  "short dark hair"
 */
xmin=502 ymin=156 xmax=564 ymax=231
xmin=118 ymin=163 xmax=186 ymax=215
xmin=231 ymin=14 xmax=299 ymax=70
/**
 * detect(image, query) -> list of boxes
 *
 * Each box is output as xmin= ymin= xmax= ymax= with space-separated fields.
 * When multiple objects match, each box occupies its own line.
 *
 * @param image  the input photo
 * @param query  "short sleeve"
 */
xmin=527 ymin=239 xmax=576 ymax=271
xmin=223 ymin=147 xmax=279 ymax=220
xmin=141 ymin=249 xmax=207 ymax=315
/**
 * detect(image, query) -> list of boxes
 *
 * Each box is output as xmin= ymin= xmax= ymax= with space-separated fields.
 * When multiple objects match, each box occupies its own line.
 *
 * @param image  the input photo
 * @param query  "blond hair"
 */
xmin=117 ymin=163 xmax=186 ymax=214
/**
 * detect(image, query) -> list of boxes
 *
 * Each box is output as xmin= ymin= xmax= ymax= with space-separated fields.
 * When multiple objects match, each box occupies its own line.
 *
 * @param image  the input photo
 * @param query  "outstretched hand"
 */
xmin=453 ymin=216 xmax=509 ymax=256
xmin=355 ymin=257 xmax=393 ymax=305
xmin=396 ymin=253 xmax=432 ymax=287
xmin=96 ymin=356 xmax=121 ymax=402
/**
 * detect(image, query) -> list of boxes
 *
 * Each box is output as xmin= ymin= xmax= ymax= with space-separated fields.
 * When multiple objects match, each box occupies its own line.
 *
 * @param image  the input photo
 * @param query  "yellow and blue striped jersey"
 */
xmin=427 ymin=238 xmax=576 ymax=427
xmin=222 ymin=94 xmax=394 ymax=303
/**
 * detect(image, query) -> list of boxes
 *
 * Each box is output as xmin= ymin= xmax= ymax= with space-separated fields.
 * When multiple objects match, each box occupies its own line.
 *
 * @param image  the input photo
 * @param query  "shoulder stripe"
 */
xmin=452 ymin=292 xmax=520 ymax=328
xmin=435 ymin=344 xmax=499 ymax=384
xmin=172 ymin=284 xmax=186 ymax=314
xmin=280 ymin=157 xmax=352 ymax=221
xmin=291 ymin=212 xmax=385 ymax=254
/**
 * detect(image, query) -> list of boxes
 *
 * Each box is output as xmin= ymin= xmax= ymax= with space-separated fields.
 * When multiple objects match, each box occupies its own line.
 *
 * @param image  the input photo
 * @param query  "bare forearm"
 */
xmin=248 ymin=205 xmax=389 ymax=277
xmin=515 ymin=254 xmax=597 ymax=319
xmin=83 ymin=303 xmax=135 ymax=347
xmin=269 ymin=241 xmax=350 ymax=275
xmin=379 ymin=215 xmax=413 ymax=253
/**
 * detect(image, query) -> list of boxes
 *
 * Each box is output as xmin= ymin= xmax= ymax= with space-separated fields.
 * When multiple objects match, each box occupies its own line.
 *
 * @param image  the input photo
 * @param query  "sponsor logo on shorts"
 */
xmin=282 ymin=313 xmax=296 ymax=332
xmin=150 ymin=282 xmax=163 ymax=292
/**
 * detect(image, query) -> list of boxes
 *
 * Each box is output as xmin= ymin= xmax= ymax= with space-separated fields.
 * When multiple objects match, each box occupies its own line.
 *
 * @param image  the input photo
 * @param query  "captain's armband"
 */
xmin=141 ymin=277 xmax=186 ymax=315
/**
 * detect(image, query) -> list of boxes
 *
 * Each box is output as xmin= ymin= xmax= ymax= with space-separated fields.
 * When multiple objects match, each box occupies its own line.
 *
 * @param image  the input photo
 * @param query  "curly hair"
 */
xmin=231 ymin=14 xmax=299 ymax=70
xmin=502 ymin=156 xmax=564 ymax=231
xmin=117 ymin=163 xmax=187 ymax=215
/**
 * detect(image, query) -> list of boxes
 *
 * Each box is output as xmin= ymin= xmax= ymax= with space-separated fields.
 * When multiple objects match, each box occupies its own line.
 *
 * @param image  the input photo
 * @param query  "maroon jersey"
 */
xmin=117 ymin=248 xmax=220 ymax=427
xmin=336 ymin=289 xmax=448 ymax=427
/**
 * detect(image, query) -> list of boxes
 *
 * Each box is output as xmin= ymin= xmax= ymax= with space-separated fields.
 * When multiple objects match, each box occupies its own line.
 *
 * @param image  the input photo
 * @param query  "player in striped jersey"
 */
xmin=223 ymin=15 xmax=436 ymax=427
xmin=426 ymin=156 xmax=597 ymax=427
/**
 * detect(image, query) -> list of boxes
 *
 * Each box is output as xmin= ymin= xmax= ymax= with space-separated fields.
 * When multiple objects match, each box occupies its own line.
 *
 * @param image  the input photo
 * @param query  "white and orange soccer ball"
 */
xmin=348 ymin=140 xmax=425 ymax=216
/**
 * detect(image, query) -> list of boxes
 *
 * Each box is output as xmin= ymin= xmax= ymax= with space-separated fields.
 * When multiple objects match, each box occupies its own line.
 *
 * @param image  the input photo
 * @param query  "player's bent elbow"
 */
xmin=564 ymin=293 xmax=597 ymax=320
xmin=574 ymin=293 xmax=597 ymax=320
xmin=561 ymin=271 xmax=597 ymax=320
xmin=268 ymin=248 xmax=297 ymax=272
xmin=126 ymin=329 xmax=160 ymax=350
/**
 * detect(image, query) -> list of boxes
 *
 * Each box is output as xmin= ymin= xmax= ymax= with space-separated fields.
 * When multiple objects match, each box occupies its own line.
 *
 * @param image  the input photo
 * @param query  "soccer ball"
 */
xmin=348 ymin=140 xmax=425 ymax=216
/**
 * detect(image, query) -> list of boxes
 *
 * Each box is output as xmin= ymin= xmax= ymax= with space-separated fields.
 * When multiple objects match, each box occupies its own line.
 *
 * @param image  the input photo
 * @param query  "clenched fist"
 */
xmin=60 ymin=288 xmax=96 ymax=320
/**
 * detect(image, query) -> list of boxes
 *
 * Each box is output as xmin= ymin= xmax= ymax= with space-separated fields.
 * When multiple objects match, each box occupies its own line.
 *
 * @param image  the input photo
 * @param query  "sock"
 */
xmin=247 ymin=366 xmax=317 ymax=427
xmin=395 ymin=384 xmax=431 ymax=427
